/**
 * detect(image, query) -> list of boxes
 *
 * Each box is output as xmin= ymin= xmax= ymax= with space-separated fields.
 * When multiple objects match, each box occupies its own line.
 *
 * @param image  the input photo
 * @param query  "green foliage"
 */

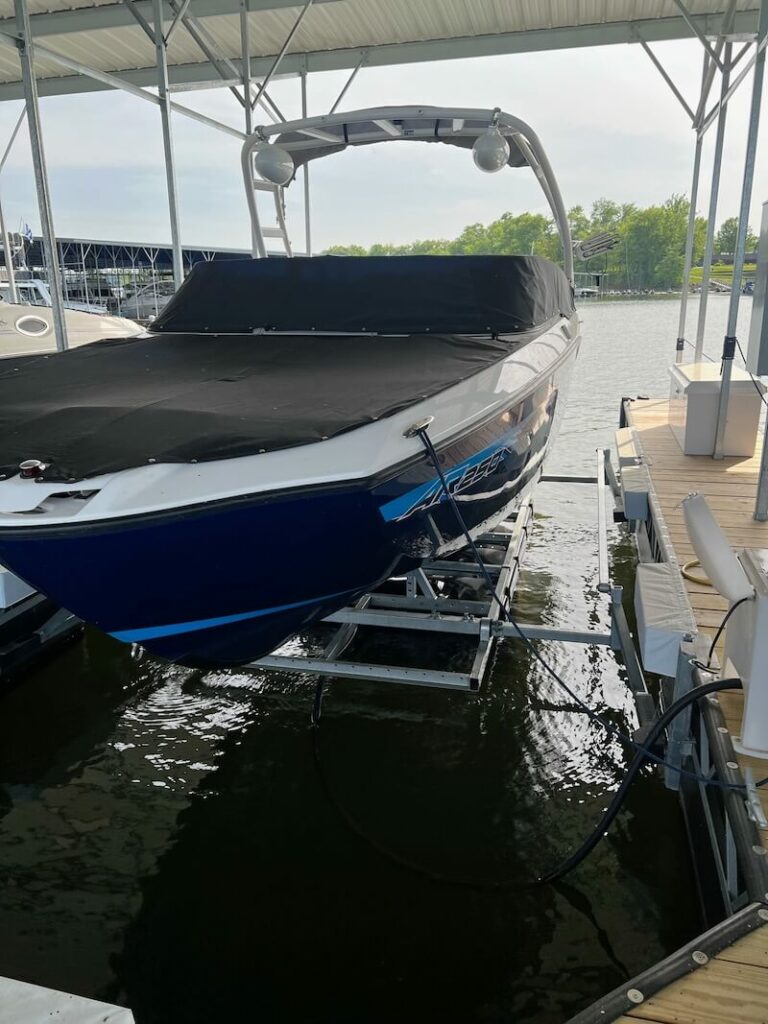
xmin=324 ymin=200 xmax=753 ymax=291
xmin=714 ymin=216 xmax=759 ymax=257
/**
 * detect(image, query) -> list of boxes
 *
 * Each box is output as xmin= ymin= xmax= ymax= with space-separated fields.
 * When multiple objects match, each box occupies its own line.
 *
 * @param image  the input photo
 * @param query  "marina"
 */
xmin=0 ymin=1 xmax=766 ymax=1023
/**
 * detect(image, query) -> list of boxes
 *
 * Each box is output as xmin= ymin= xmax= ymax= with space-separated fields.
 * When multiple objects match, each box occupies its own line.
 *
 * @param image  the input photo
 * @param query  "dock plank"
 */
xmin=717 ymin=929 xmax=768 ymax=969
xmin=625 ymin=958 xmax=768 ymax=1024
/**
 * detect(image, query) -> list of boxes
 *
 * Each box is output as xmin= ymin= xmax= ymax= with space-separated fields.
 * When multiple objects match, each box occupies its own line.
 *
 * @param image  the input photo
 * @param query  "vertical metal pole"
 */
xmin=756 ymin=203 xmax=768 ymax=520
xmin=0 ymin=192 xmax=17 ymax=302
xmin=14 ymin=0 xmax=68 ymax=350
xmin=756 ymin=432 xmax=768 ymax=520
xmin=152 ymin=0 xmax=183 ymax=290
xmin=240 ymin=0 xmax=252 ymax=136
xmin=714 ymin=0 xmax=768 ymax=458
xmin=675 ymin=134 xmax=703 ymax=363
xmin=694 ymin=43 xmax=733 ymax=361
xmin=301 ymin=69 xmax=311 ymax=256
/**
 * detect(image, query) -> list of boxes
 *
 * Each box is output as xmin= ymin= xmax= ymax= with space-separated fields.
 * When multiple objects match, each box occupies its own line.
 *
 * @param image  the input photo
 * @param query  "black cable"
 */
xmin=537 ymin=676 xmax=742 ymax=883
xmin=413 ymin=426 xmax=768 ymax=792
xmin=706 ymin=595 xmax=751 ymax=667
xmin=734 ymin=337 xmax=768 ymax=411
xmin=311 ymin=663 xmax=743 ymax=887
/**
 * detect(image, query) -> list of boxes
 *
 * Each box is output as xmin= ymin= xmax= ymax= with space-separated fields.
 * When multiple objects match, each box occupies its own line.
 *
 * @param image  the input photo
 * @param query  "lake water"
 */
xmin=0 ymin=295 xmax=755 ymax=1023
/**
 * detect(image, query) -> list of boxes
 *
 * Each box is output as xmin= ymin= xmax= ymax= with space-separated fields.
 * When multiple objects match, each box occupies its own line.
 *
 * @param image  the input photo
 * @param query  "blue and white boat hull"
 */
xmin=0 ymin=320 xmax=579 ymax=667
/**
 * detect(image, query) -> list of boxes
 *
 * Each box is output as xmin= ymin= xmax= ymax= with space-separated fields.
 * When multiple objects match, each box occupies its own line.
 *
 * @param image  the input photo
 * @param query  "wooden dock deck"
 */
xmin=626 ymin=397 xmax=768 ymax=842
xmin=618 ymin=923 xmax=768 ymax=1024
xmin=616 ymin=397 xmax=768 ymax=1024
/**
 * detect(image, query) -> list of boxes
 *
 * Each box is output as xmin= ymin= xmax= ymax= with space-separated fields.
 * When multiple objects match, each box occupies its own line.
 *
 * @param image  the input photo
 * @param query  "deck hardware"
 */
xmin=627 ymin=989 xmax=644 ymax=1004
xmin=745 ymin=769 xmax=768 ymax=828
xmin=403 ymin=416 xmax=434 ymax=438
xmin=752 ymin=845 xmax=767 ymax=856
xmin=691 ymin=950 xmax=709 ymax=965
xmin=758 ymin=909 xmax=768 ymax=921
xmin=18 ymin=459 xmax=46 ymax=478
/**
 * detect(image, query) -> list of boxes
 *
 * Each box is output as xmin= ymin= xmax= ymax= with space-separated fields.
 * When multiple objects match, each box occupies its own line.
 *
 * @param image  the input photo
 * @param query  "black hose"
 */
xmin=707 ymin=596 xmax=750 ymax=667
xmin=537 ymin=675 xmax=742 ymax=883
xmin=312 ymin=674 xmax=743 ymax=888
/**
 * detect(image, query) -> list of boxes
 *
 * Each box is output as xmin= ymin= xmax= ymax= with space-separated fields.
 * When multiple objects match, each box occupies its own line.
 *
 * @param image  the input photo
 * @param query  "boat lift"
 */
xmin=252 ymin=454 xmax=651 ymax=705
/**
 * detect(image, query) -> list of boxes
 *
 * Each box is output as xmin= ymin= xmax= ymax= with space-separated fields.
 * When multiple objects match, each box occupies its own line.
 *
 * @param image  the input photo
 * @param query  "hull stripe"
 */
xmin=109 ymin=585 xmax=357 ymax=643
xmin=379 ymin=426 xmax=525 ymax=523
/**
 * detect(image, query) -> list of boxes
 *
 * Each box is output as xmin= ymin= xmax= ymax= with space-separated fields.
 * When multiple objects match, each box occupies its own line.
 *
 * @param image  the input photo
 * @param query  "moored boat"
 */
xmin=0 ymin=106 xmax=580 ymax=667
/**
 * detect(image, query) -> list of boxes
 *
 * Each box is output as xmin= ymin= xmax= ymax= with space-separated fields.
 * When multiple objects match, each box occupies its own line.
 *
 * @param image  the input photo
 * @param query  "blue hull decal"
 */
xmin=379 ymin=430 xmax=519 ymax=522
xmin=110 ymin=585 xmax=358 ymax=643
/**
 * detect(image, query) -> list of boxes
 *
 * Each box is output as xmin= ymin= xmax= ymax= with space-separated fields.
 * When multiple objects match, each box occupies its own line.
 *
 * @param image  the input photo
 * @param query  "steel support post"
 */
xmin=675 ymin=133 xmax=703 ymax=363
xmin=714 ymin=0 xmax=768 ymax=458
xmin=151 ymin=0 xmax=183 ymax=290
xmin=251 ymin=0 xmax=313 ymax=110
xmin=14 ymin=0 xmax=68 ymax=350
xmin=301 ymin=69 xmax=311 ymax=255
xmin=328 ymin=51 xmax=366 ymax=114
xmin=240 ymin=0 xmax=252 ymax=135
xmin=694 ymin=44 xmax=732 ymax=360
xmin=756 ymin=417 xmax=768 ymax=521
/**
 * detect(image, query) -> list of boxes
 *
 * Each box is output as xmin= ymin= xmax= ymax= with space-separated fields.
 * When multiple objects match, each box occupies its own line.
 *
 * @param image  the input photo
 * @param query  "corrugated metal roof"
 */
xmin=0 ymin=0 xmax=760 ymax=99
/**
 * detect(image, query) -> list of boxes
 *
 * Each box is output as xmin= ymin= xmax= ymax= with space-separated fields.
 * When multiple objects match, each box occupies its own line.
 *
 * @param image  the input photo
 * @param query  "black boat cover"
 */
xmin=0 ymin=256 xmax=574 ymax=482
xmin=153 ymin=254 xmax=574 ymax=336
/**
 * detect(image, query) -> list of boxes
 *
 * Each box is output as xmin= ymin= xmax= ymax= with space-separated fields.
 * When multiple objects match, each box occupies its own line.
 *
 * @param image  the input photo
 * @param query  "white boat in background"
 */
xmin=0 ymin=296 xmax=141 ymax=357
xmin=0 ymin=275 xmax=108 ymax=314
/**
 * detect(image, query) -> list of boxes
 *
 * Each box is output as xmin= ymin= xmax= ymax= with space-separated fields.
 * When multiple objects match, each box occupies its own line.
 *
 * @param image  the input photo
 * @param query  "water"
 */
xmin=0 ymin=296 xmax=752 ymax=1022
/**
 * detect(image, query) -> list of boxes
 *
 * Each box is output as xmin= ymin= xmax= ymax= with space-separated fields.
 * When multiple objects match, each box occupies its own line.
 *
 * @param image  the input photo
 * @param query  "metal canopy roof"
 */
xmin=0 ymin=0 xmax=760 ymax=100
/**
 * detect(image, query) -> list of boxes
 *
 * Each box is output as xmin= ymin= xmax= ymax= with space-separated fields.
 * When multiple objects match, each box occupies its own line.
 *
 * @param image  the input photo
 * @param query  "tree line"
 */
xmin=326 ymin=196 xmax=758 ymax=292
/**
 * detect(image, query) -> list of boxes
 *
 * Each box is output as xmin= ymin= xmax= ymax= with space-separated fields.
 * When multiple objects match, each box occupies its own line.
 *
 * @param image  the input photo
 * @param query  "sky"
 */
xmin=0 ymin=34 xmax=765 ymax=254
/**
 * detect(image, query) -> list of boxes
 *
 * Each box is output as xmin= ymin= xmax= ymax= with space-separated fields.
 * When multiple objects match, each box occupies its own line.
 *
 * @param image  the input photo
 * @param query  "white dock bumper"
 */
xmin=634 ymin=562 xmax=697 ymax=677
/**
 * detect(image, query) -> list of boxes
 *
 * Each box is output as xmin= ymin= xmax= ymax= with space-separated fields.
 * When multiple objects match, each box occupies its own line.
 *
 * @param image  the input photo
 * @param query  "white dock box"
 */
xmin=668 ymin=361 xmax=765 ymax=457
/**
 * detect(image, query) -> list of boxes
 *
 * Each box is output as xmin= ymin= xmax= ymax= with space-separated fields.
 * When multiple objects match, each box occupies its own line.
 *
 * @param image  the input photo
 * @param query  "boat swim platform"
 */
xmin=566 ymin=397 xmax=768 ymax=1024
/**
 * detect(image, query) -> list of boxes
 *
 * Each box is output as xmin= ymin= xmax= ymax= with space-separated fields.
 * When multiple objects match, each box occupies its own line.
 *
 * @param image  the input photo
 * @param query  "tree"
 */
xmin=715 ymin=216 xmax=758 ymax=256
xmin=321 ymin=194 xmax=712 ymax=291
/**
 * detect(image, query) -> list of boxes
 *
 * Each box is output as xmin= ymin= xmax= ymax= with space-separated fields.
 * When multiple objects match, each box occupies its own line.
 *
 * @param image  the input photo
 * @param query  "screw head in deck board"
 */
xmin=627 ymin=989 xmax=644 ymax=1004
xmin=692 ymin=950 xmax=709 ymax=965
xmin=758 ymin=908 xmax=768 ymax=921
xmin=726 ymin=760 xmax=739 ymax=769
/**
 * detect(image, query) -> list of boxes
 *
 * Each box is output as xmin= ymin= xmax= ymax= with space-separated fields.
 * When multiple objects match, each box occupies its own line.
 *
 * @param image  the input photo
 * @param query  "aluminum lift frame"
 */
xmin=251 ymin=454 xmax=650 ymax=700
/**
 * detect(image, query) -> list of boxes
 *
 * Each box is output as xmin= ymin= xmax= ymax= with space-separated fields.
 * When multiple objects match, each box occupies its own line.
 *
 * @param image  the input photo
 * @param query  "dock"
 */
xmin=626 ymin=396 xmax=768 ymax=841
xmin=568 ymin=397 xmax=768 ymax=1024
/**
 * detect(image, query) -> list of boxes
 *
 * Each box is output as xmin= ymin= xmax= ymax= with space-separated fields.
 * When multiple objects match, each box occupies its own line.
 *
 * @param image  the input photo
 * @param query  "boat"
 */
xmin=1 ymin=274 xmax=109 ymax=314
xmin=0 ymin=105 xmax=581 ymax=668
xmin=0 ymin=292 xmax=141 ymax=357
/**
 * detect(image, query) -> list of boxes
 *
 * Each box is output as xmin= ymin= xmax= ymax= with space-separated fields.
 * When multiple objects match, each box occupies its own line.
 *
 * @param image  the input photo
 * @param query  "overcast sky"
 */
xmin=0 ymin=34 xmax=765 ymax=253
